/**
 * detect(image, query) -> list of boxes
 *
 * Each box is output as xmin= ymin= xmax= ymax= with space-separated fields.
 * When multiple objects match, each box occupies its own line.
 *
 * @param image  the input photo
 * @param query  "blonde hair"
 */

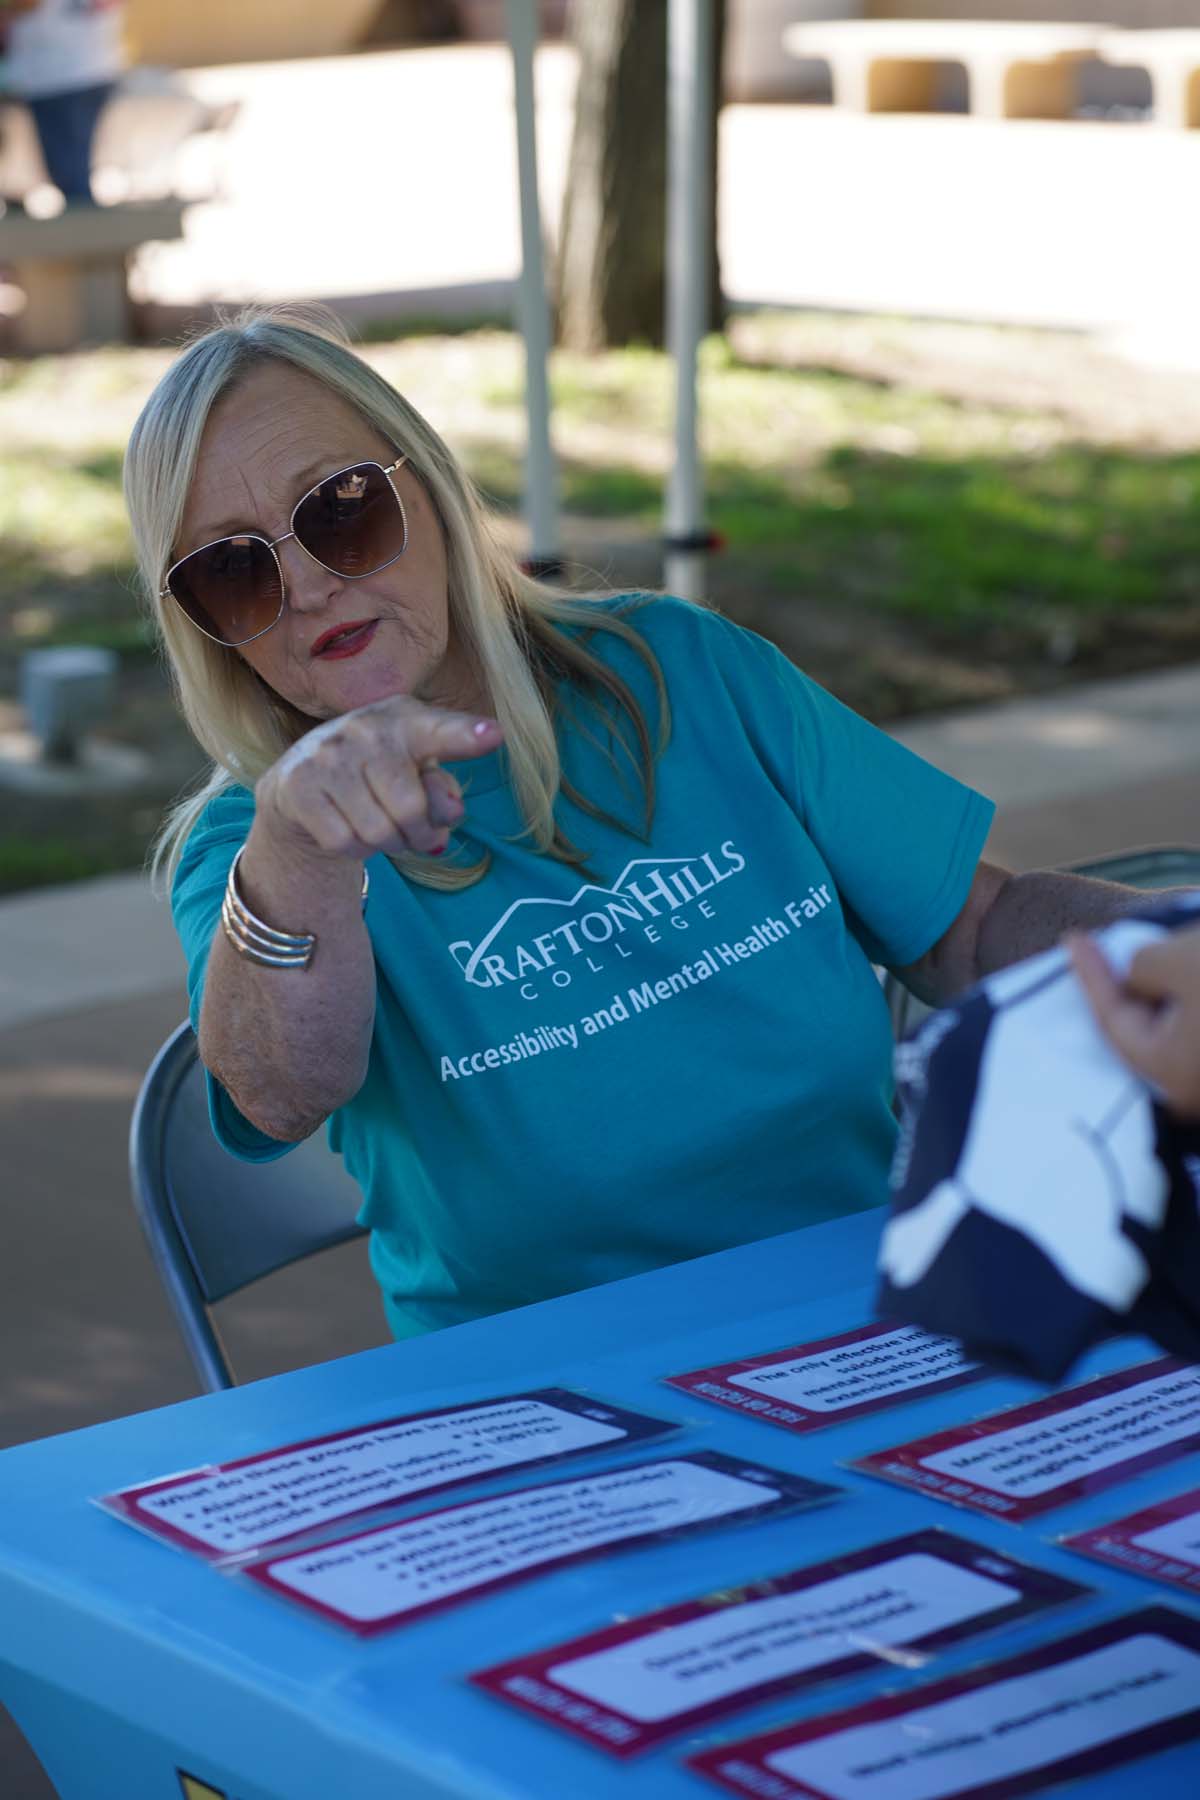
xmin=124 ymin=305 xmax=669 ymax=891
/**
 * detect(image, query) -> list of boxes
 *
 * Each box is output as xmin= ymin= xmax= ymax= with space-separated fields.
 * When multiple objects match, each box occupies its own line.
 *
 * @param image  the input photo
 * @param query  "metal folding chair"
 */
xmin=885 ymin=844 xmax=1200 ymax=1044
xmin=129 ymin=1021 xmax=366 ymax=1392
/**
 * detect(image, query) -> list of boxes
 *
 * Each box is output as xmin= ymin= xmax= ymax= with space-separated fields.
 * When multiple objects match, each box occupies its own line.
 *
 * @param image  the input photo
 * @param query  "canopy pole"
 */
xmin=507 ymin=0 xmax=561 ymax=577
xmin=664 ymin=0 xmax=715 ymax=602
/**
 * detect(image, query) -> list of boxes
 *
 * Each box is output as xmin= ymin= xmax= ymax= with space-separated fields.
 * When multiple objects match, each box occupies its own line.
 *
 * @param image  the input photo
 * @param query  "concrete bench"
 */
xmin=782 ymin=20 xmax=1105 ymax=121
xmin=1100 ymin=30 xmax=1200 ymax=130
xmin=0 ymin=200 xmax=185 ymax=352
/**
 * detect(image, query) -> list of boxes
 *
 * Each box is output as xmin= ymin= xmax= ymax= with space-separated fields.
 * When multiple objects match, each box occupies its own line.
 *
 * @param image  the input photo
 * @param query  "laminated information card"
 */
xmin=243 ymin=1452 xmax=838 ymax=1634
xmin=666 ymin=1323 xmax=984 ymax=1436
xmin=1063 ymin=1486 xmax=1200 ymax=1597
xmin=98 ymin=1389 xmax=675 ymax=1560
xmin=851 ymin=1358 xmax=1200 ymax=1522
xmin=688 ymin=1608 xmax=1200 ymax=1800
xmin=471 ymin=1530 xmax=1088 ymax=1757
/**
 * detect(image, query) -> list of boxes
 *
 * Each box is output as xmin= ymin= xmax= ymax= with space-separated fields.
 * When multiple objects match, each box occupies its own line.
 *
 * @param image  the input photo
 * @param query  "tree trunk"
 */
xmin=557 ymin=0 xmax=723 ymax=352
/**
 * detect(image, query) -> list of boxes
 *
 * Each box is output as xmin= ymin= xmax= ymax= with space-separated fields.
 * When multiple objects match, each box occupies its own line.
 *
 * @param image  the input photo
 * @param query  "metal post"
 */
xmin=664 ymin=0 xmax=714 ymax=601
xmin=507 ymin=0 xmax=562 ymax=577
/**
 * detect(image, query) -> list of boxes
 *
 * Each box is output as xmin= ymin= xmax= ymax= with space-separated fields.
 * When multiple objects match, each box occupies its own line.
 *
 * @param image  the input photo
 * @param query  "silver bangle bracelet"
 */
xmin=220 ymin=846 xmax=369 ymax=971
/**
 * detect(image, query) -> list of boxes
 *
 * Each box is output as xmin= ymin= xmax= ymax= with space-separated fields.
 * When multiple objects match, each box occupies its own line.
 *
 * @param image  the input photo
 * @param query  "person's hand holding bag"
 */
xmin=1069 ymin=924 xmax=1200 ymax=1122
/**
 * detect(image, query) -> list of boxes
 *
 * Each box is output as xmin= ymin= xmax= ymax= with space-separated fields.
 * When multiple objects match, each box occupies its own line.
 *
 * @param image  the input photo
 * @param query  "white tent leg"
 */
xmin=664 ymin=0 xmax=715 ymax=602
xmin=507 ymin=0 xmax=561 ymax=575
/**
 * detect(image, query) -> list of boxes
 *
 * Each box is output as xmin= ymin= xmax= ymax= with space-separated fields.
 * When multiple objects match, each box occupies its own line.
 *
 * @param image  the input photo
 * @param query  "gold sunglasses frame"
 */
xmin=160 ymin=455 xmax=410 ymax=649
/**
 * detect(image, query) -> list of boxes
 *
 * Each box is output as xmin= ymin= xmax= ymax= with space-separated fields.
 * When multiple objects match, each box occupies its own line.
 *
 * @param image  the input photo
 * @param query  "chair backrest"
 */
xmin=885 ymin=844 xmax=1200 ymax=1044
xmin=129 ymin=1021 xmax=366 ymax=1392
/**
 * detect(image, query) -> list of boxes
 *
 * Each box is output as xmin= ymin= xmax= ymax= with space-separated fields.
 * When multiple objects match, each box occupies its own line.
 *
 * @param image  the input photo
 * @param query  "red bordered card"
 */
xmin=851 ymin=1357 xmax=1200 ymax=1523
xmin=470 ymin=1529 xmax=1089 ymax=1757
xmin=96 ymin=1388 xmax=676 ymax=1561
xmin=241 ymin=1451 xmax=838 ymax=1635
xmin=665 ymin=1322 xmax=985 ymax=1436
xmin=688 ymin=1608 xmax=1200 ymax=1800
xmin=1063 ymin=1486 xmax=1200 ymax=1597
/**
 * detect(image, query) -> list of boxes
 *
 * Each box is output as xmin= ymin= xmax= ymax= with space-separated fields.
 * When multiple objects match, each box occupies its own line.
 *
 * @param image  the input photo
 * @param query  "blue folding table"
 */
xmin=0 ymin=1207 xmax=1197 ymax=1800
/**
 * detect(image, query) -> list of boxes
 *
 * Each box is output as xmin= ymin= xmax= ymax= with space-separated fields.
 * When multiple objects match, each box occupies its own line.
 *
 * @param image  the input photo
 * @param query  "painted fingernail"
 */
xmin=430 ymin=845 xmax=444 ymax=857
xmin=472 ymin=719 xmax=499 ymax=737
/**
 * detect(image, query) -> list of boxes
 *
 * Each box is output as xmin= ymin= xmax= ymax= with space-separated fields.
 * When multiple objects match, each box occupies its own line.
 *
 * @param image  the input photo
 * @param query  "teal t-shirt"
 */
xmin=173 ymin=596 xmax=993 ymax=1339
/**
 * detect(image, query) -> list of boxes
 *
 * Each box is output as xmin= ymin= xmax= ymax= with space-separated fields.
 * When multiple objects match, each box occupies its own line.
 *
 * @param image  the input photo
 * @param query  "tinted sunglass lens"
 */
xmin=293 ymin=463 xmax=406 ymax=577
xmin=168 ymin=536 xmax=283 ymax=647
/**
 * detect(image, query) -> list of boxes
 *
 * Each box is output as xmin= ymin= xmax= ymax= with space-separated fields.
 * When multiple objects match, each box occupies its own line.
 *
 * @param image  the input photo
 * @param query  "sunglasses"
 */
xmin=161 ymin=457 xmax=410 ymax=648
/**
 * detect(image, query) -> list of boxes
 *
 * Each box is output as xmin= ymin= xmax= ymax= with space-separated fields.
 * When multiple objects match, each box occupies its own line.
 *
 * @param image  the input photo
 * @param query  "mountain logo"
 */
xmin=448 ymin=842 xmax=747 ymax=989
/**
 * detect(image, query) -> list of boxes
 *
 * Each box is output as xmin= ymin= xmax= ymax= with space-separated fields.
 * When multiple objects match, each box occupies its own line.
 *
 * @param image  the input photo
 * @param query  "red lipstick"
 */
xmin=311 ymin=619 xmax=379 ymax=659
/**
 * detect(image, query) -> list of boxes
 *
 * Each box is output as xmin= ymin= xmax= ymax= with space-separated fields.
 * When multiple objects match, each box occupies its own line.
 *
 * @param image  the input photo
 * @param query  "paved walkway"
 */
xmin=130 ymin=43 xmax=1200 ymax=346
xmin=893 ymin=664 xmax=1200 ymax=871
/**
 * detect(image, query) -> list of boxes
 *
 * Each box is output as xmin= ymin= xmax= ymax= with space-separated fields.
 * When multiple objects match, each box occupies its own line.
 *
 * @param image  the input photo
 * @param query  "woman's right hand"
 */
xmin=254 ymin=695 xmax=503 ymax=862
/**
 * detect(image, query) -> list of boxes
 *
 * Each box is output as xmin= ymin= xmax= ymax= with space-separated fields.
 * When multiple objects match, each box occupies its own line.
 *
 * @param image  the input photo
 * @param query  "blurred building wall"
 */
xmin=126 ymin=0 xmax=381 ymax=68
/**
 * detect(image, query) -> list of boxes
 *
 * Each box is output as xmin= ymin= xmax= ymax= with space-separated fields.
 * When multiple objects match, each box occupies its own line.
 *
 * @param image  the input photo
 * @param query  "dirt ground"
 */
xmin=723 ymin=312 xmax=1200 ymax=715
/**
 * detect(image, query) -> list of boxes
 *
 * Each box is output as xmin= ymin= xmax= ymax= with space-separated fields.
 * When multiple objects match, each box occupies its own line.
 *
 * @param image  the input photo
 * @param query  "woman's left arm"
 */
xmin=894 ymin=860 xmax=1180 ymax=1007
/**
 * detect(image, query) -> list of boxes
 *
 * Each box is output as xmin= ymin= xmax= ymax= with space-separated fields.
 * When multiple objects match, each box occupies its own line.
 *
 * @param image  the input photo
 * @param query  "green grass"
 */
xmin=4 ymin=320 xmax=1200 ymax=656
xmin=469 ymin=333 xmax=1200 ymax=627
xmin=0 ymin=836 xmax=145 ymax=896
xmin=355 ymin=309 xmax=511 ymax=343
xmin=30 ymin=615 xmax=156 ymax=653
xmin=708 ymin=446 xmax=1200 ymax=622
xmin=0 ymin=452 xmax=131 ymax=575
xmin=3 ymin=316 xmax=1200 ymax=894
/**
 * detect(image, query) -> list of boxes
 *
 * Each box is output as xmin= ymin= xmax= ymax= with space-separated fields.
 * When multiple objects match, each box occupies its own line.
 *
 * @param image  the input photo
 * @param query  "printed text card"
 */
xmin=852 ymin=1358 xmax=1200 ymax=1521
xmin=98 ymin=1389 xmax=675 ymax=1560
xmin=666 ymin=1323 xmax=984 ymax=1435
xmin=244 ymin=1452 xmax=837 ymax=1634
xmin=689 ymin=1608 xmax=1200 ymax=1800
xmin=471 ymin=1530 xmax=1088 ymax=1756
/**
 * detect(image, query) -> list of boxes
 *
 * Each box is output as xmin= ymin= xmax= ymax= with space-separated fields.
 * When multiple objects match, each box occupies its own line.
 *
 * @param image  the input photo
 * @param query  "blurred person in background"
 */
xmin=123 ymin=306 xmax=1184 ymax=1345
xmin=0 ymin=0 xmax=124 ymax=203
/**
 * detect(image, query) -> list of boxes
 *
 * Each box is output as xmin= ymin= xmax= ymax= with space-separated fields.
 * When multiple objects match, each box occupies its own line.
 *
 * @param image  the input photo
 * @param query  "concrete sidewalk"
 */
xmin=893 ymin=663 xmax=1200 ymax=872
xmin=133 ymin=44 xmax=1200 ymax=344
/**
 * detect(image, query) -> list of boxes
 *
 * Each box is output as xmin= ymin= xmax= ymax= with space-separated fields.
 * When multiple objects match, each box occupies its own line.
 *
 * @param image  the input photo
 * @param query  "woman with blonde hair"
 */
xmin=126 ymin=305 xmax=1161 ymax=1340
